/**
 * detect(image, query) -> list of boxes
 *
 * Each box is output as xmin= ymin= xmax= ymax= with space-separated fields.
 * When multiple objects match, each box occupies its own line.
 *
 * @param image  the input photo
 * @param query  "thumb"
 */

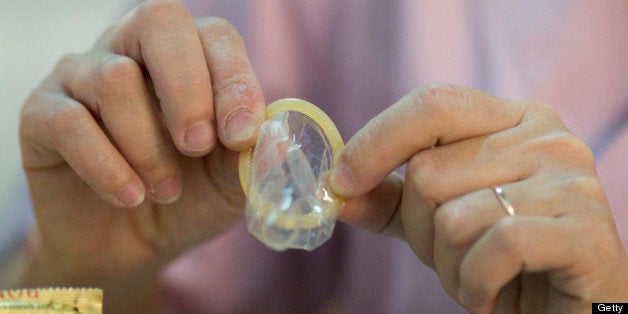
xmin=328 ymin=84 xmax=525 ymax=198
xmin=336 ymin=172 xmax=405 ymax=239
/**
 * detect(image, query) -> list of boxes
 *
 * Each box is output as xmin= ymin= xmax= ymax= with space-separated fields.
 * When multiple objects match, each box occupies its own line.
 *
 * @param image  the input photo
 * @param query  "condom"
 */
xmin=238 ymin=98 xmax=344 ymax=251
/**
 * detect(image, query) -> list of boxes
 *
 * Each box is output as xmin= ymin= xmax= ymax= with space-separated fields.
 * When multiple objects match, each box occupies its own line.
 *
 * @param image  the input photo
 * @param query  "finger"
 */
xmin=204 ymin=143 xmax=247 ymax=208
xmin=405 ymin=126 xmax=593 ymax=206
xmin=22 ymin=92 xmax=145 ymax=208
xmin=336 ymin=172 xmax=405 ymax=238
xmin=457 ymin=217 xmax=578 ymax=310
xmin=328 ymin=84 xmax=527 ymax=197
xmin=65 ymin=53 xmax=182 ymax=204
xmin=403 ymin=177 xmax=569 ymax=286
xmin=110 ymin=1 xmax=215 ymax=156
xmin=196 ymin=17 xmax=265 ymax=151
xmin=428 ymin=180 xmax=567 ymax=297
xmin=400 ymin=179 xmax=438 ymax=268
xmin=404 ymin=132 xmax=527 ymax=206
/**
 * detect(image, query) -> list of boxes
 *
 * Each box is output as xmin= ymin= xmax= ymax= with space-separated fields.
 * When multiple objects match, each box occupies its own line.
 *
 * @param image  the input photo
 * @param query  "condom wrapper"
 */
xmin=239 ymin=98 xmax=344 ymax=251
xmin=0 ymin=287 xmax=103 ymax=313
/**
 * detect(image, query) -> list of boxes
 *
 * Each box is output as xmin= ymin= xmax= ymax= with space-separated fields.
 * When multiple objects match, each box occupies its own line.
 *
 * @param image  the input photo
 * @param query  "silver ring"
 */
xmin=492 ymin=186 xmax=515 ymax=216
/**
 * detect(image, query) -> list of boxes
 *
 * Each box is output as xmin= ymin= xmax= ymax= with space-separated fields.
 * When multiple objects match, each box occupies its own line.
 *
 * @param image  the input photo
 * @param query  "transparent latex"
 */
xmin=244 ymin=109 xmax=342 ymax=251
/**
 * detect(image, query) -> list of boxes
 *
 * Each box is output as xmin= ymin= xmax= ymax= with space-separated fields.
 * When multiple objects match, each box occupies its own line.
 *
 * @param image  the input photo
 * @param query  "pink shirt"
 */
xmin=158 ymin=1 xmax=628 ymax=312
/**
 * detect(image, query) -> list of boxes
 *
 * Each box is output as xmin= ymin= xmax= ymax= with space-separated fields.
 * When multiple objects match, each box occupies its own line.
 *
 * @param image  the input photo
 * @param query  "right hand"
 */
xmin=18 ymin=0 xmax=264 ymax=288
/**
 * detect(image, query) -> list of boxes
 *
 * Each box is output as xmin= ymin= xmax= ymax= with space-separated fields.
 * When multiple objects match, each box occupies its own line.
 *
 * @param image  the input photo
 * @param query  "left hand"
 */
xmin=329 ymin=84 xmax=628 ymax=313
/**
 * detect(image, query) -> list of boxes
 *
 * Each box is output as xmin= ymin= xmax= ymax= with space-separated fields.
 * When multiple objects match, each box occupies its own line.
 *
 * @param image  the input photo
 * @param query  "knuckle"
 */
xmin=406 ymin=83 xmax=465 ymax=133
xmin=529 ymin=101 xmax=563 ymax=124
xmin=411 ymin=83 xmax=459 ymax=103
xmin=560 ymin=134 xmax=595 ymax=166
xmin=47 ymin=102 xmax=89 ymax=137
xmin=137 ymin=0 xmax=187 ymax=23
xmin=406 ymin=152 xmax=440 ymax=203
xmin=93 ymin=55 xmax=141 ymax=90
xmin=196 ymin=17 xmax=248 ymax=66
xmin=214 ymin=73 xmax=258 ymax=97
xmin=434 ymin=201 xmax=469 ymax=247
xmin=481 ymin=133 xmax=510 ymax=155
xmin=47 ymin=102 xmax=90 ymax=144
xmin=196 ymin=16 xmax=239 ymax=38
xmin=19 ymin=93 xmax=44 ymax=143
xmin=53 ymin=53 xmax=81 ymax=75
xmin=196 ymin=17 xmax=245 ymax=50
xmin=49 ymin=105 xmax=135 ymax=195
xmin=408 ymin=83 xmax=453 ymax=118
xmin=20 ymin=91 xmax=43 ymax=123
xmin=524 ymin=131 xmax=595 ymax=168
xmin=563 ymin=175 xmax=606 ymax=202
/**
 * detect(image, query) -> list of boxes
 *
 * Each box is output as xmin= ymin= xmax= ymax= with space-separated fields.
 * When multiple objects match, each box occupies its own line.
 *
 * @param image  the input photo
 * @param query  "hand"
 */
xmin=330 ymin=84 xmax=628 ymax=313
xmin=18 ymin=0 xmax=263 ymax=299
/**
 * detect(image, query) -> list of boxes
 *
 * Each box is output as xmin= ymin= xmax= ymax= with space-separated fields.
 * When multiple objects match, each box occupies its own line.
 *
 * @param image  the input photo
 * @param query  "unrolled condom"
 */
xmin=238 ymin=98 xmax=344 ymax=251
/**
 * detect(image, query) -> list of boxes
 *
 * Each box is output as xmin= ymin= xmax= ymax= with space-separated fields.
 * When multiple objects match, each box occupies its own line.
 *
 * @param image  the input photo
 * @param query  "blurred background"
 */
xmin=0 ymin=0 xmax=130 ymax=254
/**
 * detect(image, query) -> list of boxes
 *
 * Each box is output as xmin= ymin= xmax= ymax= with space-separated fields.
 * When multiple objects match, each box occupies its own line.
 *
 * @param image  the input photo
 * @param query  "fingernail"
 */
xmin=117 ymin=182 xmax=144 ymax=207
xmin=329 ymin=161 xmax=354 ymax=194
xmin=151 ymin=174 xmax=182 ymax=204
xmin=225 ymin=109 xmax=257 ymax=142
xmin=185 ymin=119 xmax=213 ymax=152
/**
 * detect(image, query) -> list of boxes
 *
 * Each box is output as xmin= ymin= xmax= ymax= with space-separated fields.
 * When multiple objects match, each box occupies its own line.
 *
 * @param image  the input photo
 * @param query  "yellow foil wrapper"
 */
xmin=0 ymin=287 xmax=102 ymax=313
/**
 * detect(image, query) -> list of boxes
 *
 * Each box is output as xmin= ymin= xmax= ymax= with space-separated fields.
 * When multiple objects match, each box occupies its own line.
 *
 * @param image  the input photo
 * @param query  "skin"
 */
xmin=329 ymin=85 xmax=628 ymax=313
xmin=9 ymin=1 xmax=627 ymax=312
xmin=17 ymin=1 xmax=265 ymax=312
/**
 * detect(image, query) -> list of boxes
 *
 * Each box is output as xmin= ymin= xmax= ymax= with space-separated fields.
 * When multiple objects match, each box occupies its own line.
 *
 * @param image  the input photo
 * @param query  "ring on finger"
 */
xmin=491 ymin=186 xmax=515 ymax=216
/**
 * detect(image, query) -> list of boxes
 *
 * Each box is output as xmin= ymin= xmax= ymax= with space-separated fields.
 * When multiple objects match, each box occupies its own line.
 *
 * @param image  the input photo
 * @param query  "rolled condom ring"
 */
xmin=238 ymin=98 xmax=344 ymax=251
